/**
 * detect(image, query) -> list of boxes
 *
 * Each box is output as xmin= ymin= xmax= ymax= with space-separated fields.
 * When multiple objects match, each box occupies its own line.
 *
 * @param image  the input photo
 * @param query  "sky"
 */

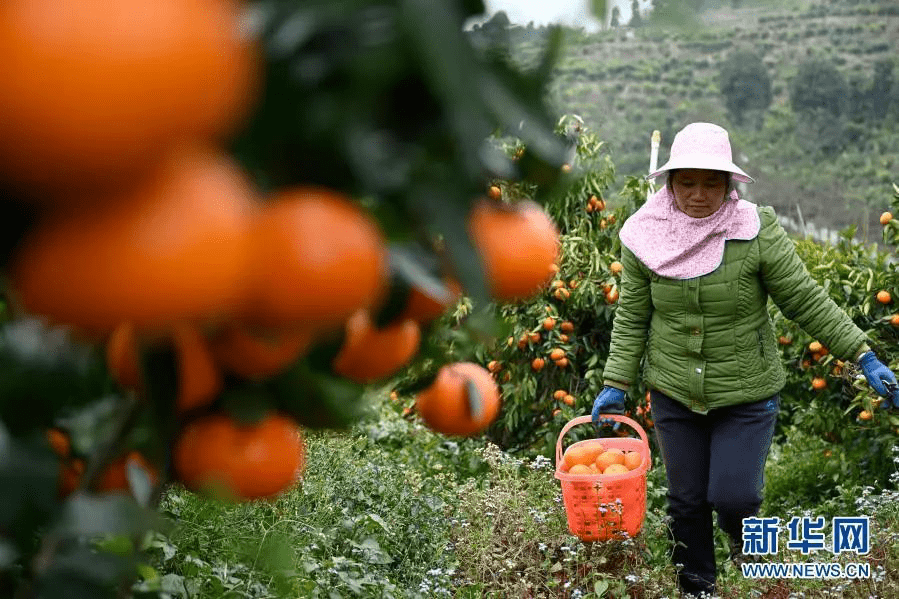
xmin=473 ymin=0 xmax=655 ymax=31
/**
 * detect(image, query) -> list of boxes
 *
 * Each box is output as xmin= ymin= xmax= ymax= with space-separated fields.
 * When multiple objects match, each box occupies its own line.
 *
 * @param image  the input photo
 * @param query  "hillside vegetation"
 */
xmin=491 ymin=0 xmax=899 ymax=243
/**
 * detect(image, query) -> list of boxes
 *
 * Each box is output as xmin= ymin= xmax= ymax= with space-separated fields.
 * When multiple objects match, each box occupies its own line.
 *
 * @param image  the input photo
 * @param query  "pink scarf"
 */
xmin=619 ymin=186 xmax=761 ymax=280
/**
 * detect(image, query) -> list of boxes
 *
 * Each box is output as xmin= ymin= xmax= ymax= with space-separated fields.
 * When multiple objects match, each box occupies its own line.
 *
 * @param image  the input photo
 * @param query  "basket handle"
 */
xmin=555 ymin=414 xmax=650 ymax=465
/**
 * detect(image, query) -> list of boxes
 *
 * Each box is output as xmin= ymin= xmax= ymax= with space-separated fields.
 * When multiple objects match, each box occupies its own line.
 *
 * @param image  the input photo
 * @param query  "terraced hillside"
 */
xmin=499 ymin=0 xmax=899 ymax=242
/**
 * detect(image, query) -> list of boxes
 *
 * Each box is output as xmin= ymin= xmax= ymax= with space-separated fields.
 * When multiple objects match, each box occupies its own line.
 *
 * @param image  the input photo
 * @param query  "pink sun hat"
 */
xmin=646 ymin=122 xmax=754 ymax=183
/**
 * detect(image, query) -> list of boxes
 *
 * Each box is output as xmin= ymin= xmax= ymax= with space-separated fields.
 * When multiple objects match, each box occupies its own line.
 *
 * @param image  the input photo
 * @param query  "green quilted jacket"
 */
xmin=603 ymin=205 xmax=871 ymax=414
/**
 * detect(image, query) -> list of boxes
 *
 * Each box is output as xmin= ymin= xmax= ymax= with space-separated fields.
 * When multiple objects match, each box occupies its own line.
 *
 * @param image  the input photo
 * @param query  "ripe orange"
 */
xmin=332 ymin=310 xmax=421 ymax=383
xmin=603 ymin=463 xmax=630 ymax=475
xmin=559 ymin=334 xmax=570 ymax=343
xmin=208 ymin=323 xmax=312 ymax=381
xmin=549 ymin=348 xmax=565 ymax=361
xmin=414 ymin=362 xmax=501 ymax=436
xmin=9 ymin=145 xmax=257 ymax=337
xmin=246 ymin=186 xmax=388 ymax=332
xmin=881 ymin=212 xmax=893 ymax=226
xmin=605 ymin=286 xmax=619 ymax=304
xmin=562 ymin=394 xmax=575 ymax=406
xmin=563 ymin=445 xmax=591 ymax=469
xmin=890 ymin=314 xmax=899 ymax=327
xmin=808 ymin=341 xmax=823 ymax=353
xmin=543 ymin=317 xmax=556 ymax=331
xmin=555 ymin=357 xmax=569 ymax=368
xmin=553 ymin=390 xmax=567 ymax=400
xmin=858 ymin=410 xmax=873 ymax=421
xmin=488 ymin=185 xmax=502 ymax=200
xmin=0 ymin=0 xmax=261 ymax=197
xmin=59 ymin=458 xmax=85 ymax=498
xmin=96 ymin=451 xmax=159 ymax=494
xmin=46 ymin=428 xmax=71 ymax=459
xmin=487 ymin=360 xmax=502 ymax=373
xmin=531 ymin=358 xmax=545 ymax=372
xmin=581 ymin=441 xmax=605 ymax=464
xmin=529 ymin=332 xmax=542 ymax=344
xmin=778 ymin=336 xmax=793 ymax=345
xmin=560 ymin=321 xmax=575 ymax=333
xmin=396 ymin=278 xmax=462 ymax=325
xmin=551 ymin=280 xmax=566 ymax=290
xmin=623 ymin=451 xmax=642 ymax=471
xmin=553 ymin=288 xmax=570 ymax=301
xmin=609 ymin=261 xmax=623 ymax=275
xmin=468 ymin=199 xmax=560 ymax=302
xmin=569 ymin=464 xmax=592 ymax=475
xmin=106 ymin=322 xmax=222 ymax=413
xmin=811 ymin=377 xmax=827 ymax=391
xmin=876 ymin=290 xmax=892 ymax=304
xmin=596 ymin=449 xmax=625 ymax=472
xmin=174 ymin=412 xmax=305 ymax=500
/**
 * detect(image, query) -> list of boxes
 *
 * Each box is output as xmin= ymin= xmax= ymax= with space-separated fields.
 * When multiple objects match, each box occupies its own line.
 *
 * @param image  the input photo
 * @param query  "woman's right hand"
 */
xmin=591 ymin=386 xmax=627 ymax=426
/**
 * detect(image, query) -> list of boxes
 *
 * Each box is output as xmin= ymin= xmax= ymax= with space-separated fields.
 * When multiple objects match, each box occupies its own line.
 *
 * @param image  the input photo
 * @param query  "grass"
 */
xmin=143 ymin=388 xmax=899 ymax=598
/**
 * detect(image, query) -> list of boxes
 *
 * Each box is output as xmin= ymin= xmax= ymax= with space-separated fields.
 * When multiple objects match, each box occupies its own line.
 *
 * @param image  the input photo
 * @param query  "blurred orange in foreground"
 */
xmin=468 ymin=199 xmax=560 ymax=302
xmin=9 ymin=145 xmax=257 ymax=337
xmin=174 ymin=412 xmax=305 ymax=500
xmin=0 ymin=0 xmax=261 ymax=196
xmin=245 ymin=187 xmax=388 ymax=332
xmin=332 ymin=310 xmax=421 ymax=383
xmin=208 ymin=323 xmax=313 ymax=381
xmin=106 ymin=323 xmax=223 ymax=413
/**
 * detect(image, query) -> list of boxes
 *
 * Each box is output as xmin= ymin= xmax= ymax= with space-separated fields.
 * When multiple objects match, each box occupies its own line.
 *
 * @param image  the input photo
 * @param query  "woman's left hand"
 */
xmin=858 ymin=351 xmax=899 ymax=409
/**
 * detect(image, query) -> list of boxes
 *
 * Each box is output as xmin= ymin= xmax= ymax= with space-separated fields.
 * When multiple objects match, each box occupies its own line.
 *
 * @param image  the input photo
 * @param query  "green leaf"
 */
xmin=54 ymin=493 xmax=166 ymax=538
xmin=466 ymin=378 xmax=483 ymax=422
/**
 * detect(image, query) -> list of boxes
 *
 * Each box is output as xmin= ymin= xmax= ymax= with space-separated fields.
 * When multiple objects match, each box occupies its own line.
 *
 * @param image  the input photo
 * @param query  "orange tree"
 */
xmin=0 ymin=0 xmax=583 ymax=595
xmin=769 ymin=184 xmax=899 ymax=486
xmin=390 ymin=119 xmax=659 ymax=457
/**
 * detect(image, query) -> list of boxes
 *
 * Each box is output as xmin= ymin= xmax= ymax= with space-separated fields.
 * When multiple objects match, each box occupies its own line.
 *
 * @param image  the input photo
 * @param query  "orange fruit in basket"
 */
xmin=603 ymin=463 xmax=630 ymax=475
xmin=569 ymin=464 xmax=592 ymax=475
xmin=624 ymin=451 xmax=643 ymax=471
xmin=595 ymin=449 xmax=625 ymax=472
xmin=582 ymin=441 xmax=605 ymax=464
xmin=563 ymin=445 xmax=591 ymax=469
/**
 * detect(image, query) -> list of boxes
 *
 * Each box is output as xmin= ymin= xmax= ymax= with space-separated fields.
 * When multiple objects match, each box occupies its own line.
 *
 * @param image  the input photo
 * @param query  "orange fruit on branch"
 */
xmin=174 ymin=411 xmax=305 ymax=500
xmin=542 ymin=317 xmax=556 ymax=331
xmin=549 ymin=348 xmax=565 ymax=361
xmin=890 ymin=314 xmax=899 ymax=327
xmin=96 ymin=451 xmax=160 ymax=494
xmin=106 ymin=322 xmax=223 ymax=413
xmin=553 ymin=390 xmax=567 ymax=400
xmin=414 ymin=362 xmax=500 ymax=436
xmin=332 ymin=310 xmax=420 ymax=383
xmin=808 ymin=341 xmax=823 ymax=353
xmin=468 ymin=199 xmax=560 ymax=302
xmin=881 ymin=212 xmax=893 ymax=226
xmin=609 ymin=261 xmax=623 ymax=275
xmin=9 ymin=145 xmax=257 ymax=337
xmin=0 ymin=0 xmax=261 ymax=197
xmin=246 ymin=187 xmax=388 ymax=332
xmin=876 ymin=290 xmax=892 ymax=304
xmin=531 ymin=358 xmax=545 ymax=372
xmin=811 ymin=377 xmax=827 ymax=391
xmin=208 ymin=323 xmax=313 ymax=381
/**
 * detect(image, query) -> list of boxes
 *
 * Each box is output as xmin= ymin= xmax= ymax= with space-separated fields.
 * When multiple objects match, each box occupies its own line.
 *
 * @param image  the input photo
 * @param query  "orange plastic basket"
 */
xmin=554 ymin=414 xmax=651 ymax=542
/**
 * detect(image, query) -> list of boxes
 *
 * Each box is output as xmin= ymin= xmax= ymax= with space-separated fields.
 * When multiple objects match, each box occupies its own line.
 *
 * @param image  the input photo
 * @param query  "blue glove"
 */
xmin=591 ymin=386 xmax=627 ymax=428
xmin=858 ymin=351 xmax=899 ymax=409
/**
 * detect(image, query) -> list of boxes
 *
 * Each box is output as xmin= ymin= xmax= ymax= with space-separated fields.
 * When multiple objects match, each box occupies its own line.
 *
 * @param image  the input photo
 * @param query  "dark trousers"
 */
xmin=650 ymin=389 xmax=780 ymax=597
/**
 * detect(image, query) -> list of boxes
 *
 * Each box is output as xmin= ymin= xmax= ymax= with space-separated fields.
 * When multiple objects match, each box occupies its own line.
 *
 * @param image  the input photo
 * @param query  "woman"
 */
xmin=590 ymin=122 xmax=899 ymax=598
